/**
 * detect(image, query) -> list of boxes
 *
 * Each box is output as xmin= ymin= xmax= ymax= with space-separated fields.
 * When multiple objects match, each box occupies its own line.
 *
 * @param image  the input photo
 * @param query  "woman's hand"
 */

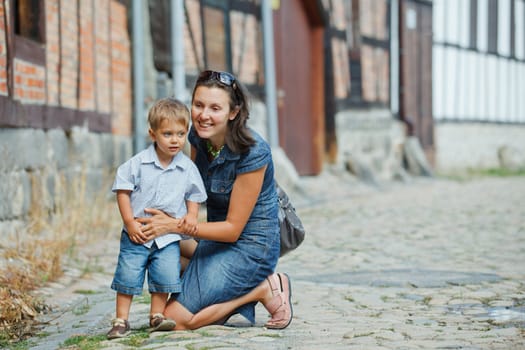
xmin=178 ymin=214 xmax=199 ymax=237
xmin=136 ymin=208 xmax=181 ymax=241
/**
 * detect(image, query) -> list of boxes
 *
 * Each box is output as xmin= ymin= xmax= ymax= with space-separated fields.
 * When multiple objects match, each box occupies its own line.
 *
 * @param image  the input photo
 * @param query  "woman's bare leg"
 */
xmin=164 ymin=277 xmax=274 ymax=330
xmin=180 ymin=239 xmax=197 ymax=259
xmin=167 ymin=242 xmax=291 ymax=330
xmin=179 ymin=239 xmax=198 ymax=275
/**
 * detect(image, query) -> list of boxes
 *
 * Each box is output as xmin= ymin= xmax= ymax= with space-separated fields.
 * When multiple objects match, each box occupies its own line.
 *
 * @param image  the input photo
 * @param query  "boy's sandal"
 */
xmin=263 ymin=273 xmax=293 ymax=329
xmin=107 ymin=318 xmax=131 ymax=339
xmin=149 ymin=313 xmax=176 ymax=332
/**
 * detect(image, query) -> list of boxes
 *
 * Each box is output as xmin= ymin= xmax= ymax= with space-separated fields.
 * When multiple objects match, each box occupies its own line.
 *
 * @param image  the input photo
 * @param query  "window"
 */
xmin=11 ymin=0 xmax=46 ymax=64
xmin=148 ymin=0 xmax=234 ymax=75
xmin=203 ymin=6 xmax=228 ymax=71
xmin=14 ymin=0 xmax=44 ymax=43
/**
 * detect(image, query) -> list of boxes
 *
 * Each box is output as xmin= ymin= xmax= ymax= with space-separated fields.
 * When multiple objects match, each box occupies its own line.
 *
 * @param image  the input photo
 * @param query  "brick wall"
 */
xmin=0 ymin=0 xmax=133 ymax=223
xmin=46 ymin=0 xmax=60 ymax=105
xmin=0 ymin=0 xmax=131 ymax=135
xmin=95 ymin=0 xmax=112 ymax=115
xmin=185 ymin=0 xmax=203 ymax=74
xmin=361 ymin=45 xmax=389 ymax=103
xmin=230 ymin=11 xmax=260 ymax=84
xmin=181 ymin=0 xmax=262 ymax=84
xmin=359 ymin=0 xmax=390 ymax=104
xmin=0 ymin=4 xmax=6 ymax=96
xmin=110 ymin=1 xmax=132 ymax=136
xmin=323 ymin=0 xmax=390 ymax=105
xmin=59 ymin=0 xmax=79 ymax=108
xmin=79 ymin=0 xmax=95 ymax=111
xmin=360 ymin=0 xmax=389 ymax=40
xmin=13 ymin=60 xmax=46 ymax=103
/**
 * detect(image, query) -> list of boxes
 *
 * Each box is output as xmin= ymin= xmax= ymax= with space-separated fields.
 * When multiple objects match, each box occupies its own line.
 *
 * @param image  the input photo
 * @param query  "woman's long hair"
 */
xmin=192 ymin=71 xmax=255 ymax=154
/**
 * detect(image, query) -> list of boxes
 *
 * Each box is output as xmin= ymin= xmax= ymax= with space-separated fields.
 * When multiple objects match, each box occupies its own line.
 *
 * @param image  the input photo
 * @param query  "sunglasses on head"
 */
xmin=197 ymin=70 xmax=236 ymax=87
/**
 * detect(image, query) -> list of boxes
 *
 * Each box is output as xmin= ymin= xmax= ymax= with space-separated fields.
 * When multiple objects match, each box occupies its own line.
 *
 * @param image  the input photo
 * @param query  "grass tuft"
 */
xmin=61 ymin=334 xmax=107 ymax=350
xmin=440 ymin=167 xmax=525 ymax=181
xmin=0 ymin=169 xmax=120 ymax=345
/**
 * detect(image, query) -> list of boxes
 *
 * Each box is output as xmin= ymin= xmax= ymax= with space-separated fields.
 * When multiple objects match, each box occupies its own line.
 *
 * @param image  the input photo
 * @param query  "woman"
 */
xmin=136 ymin=70 xmax=292 ymax=330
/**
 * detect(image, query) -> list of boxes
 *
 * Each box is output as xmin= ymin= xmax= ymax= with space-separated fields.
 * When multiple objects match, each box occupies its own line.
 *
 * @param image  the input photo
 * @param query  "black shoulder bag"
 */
xmin=276 ymin=183 xmax=305 ymax=257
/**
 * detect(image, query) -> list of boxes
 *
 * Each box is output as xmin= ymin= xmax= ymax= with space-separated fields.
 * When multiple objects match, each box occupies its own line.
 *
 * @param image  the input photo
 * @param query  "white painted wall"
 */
xmin=435 ymin=123 xmax=525 ymax=172
xmin=432 ymin=0 xmax=525 ymax=172
xmin=517 ymin=0 xmax=525 ymax=59
xmin=432 ymin=0 xmax=525 ymax=123
xmin=477 ymin=0 xmax=489 ymax=51
xmin=498 ymin=0 xmax=511 ymax=56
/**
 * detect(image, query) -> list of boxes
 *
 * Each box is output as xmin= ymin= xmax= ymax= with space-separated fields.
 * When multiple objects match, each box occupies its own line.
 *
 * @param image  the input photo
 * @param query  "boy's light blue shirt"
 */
xmin=112 ymin=144 xmax=207 ymax=249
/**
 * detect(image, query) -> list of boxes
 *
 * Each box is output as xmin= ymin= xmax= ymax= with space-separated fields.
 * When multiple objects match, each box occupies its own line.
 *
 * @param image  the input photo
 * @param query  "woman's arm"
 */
xmin=136 ymin=208 xmax=182 ymax=240
xmin=140 ymin=165 xmax=266 ymax=243
xmin=194 ymin=165 xmax=266 ymax=243
xmin=141 ymin=144 xmax=265 ymax=242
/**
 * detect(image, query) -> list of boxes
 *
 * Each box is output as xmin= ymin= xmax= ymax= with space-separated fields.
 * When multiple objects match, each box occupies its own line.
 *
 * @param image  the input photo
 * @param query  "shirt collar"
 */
xmin=142 ymin=143 xmax=186 ymax=170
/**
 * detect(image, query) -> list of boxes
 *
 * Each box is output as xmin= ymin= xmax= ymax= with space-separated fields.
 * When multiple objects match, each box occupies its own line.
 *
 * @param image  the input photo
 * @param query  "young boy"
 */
xmin=108 ymin=98 xmax=207 ymax=339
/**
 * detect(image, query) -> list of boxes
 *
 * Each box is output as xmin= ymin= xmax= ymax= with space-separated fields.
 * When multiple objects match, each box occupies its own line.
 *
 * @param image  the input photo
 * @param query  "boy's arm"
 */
xmin=186 ymin=200 xmax=200 ymax=220
xmin=116 ymin=190 xmax=148 ymax=243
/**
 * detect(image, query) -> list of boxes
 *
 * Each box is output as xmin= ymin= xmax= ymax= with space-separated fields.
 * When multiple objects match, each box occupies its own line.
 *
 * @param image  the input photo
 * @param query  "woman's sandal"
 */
xmin=263 ymin=273 xmax=293 ymax=329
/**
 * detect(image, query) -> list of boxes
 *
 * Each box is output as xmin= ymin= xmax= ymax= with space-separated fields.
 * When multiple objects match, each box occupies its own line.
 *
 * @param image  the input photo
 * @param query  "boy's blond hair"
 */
xmin=148 ymin=97 xmax=190 ymax=130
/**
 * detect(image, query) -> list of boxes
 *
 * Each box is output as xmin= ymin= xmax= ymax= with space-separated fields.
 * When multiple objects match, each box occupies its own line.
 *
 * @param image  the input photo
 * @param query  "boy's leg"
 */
xmin=149 ymin=292 xmax=176 ymax=331
xmin=107 ymin=292 xmax=133 ymax=339
xmin=109 ymin=231 xmax=149 ymax=339
xmin=150 ymin=292 xmax=168 ymax=315
xmin=147 ymin=241 xmax=181 ymax=331
xmin=116 ymin=292 xmax=133 ymax=320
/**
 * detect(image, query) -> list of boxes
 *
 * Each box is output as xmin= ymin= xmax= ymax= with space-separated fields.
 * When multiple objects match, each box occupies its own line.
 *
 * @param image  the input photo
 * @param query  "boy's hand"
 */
xmin=126 ymin=220 xmax=148 ymax=244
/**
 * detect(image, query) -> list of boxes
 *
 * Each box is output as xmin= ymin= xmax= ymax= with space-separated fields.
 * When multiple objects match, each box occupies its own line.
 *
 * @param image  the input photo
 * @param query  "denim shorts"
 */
xmin=111 ymin=231 xmax=181 ymax=295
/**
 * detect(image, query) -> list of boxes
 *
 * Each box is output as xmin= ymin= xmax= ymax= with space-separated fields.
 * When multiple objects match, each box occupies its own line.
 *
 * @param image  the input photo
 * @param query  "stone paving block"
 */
xmin=25 ymin=175 xmax=525 ymax=349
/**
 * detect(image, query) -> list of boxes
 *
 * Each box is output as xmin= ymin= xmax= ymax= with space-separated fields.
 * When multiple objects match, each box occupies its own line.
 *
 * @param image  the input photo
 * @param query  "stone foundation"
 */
xmin=335 ymin=108 xmax=407 ymax=182
xmin=0 ymin=127 xmax=132 ymax=222
xmin=435 ymin=122 xmax=525 ymax=174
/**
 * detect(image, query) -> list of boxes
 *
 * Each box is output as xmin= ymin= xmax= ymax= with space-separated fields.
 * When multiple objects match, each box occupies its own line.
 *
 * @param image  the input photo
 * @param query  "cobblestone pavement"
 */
xmin=30 ymin=173 xmax=525 ymax=349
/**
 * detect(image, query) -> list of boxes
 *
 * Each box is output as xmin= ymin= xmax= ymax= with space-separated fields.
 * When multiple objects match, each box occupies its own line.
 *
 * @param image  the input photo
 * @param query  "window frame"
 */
xmin=201 ymin=0 xmax=232 ymax=73
xmin=10 ymin=0 xmax=46 ymax=65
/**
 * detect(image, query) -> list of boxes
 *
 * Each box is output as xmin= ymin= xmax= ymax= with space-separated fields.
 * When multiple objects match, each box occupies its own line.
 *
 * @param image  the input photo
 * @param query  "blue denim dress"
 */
xmin=175 ymin=127 xmax=280 ymax=323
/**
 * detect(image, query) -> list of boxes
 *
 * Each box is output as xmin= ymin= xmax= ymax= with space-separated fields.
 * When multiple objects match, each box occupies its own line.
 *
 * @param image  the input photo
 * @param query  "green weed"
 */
xmin=118 ymin=331 xmax=149 ymax=347
xmin=60 ymin=334 xmax=106 ymax=350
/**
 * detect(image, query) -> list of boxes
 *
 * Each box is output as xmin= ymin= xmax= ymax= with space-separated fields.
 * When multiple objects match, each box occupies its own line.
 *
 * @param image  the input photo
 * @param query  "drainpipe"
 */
xmin=132 ymin=0 xmax=146 ymax=153
xmin=261 ymin=0 xmax=279 ymax=148
xmin=390 ymin=0 xmax=400 ymax=118
xmin=171 ymin=0 xmax=187 ymax=103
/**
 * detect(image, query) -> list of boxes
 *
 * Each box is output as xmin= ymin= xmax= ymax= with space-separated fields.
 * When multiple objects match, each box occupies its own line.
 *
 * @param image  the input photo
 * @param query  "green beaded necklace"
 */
xmin=206 ymin=140 xmax=224 ymax=158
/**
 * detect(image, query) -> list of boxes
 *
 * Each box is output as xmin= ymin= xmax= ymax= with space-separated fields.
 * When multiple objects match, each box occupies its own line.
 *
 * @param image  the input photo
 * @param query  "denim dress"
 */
xmin=175 ymin=127 xmax=280 ymax=323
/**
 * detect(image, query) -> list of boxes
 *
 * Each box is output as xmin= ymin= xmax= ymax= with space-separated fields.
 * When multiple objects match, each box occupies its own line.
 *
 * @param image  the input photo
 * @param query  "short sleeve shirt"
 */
xmin=188 ymin=127 xmax=277 ymax=224
xmin=112 ymin=144 xmax=207 ymax=248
